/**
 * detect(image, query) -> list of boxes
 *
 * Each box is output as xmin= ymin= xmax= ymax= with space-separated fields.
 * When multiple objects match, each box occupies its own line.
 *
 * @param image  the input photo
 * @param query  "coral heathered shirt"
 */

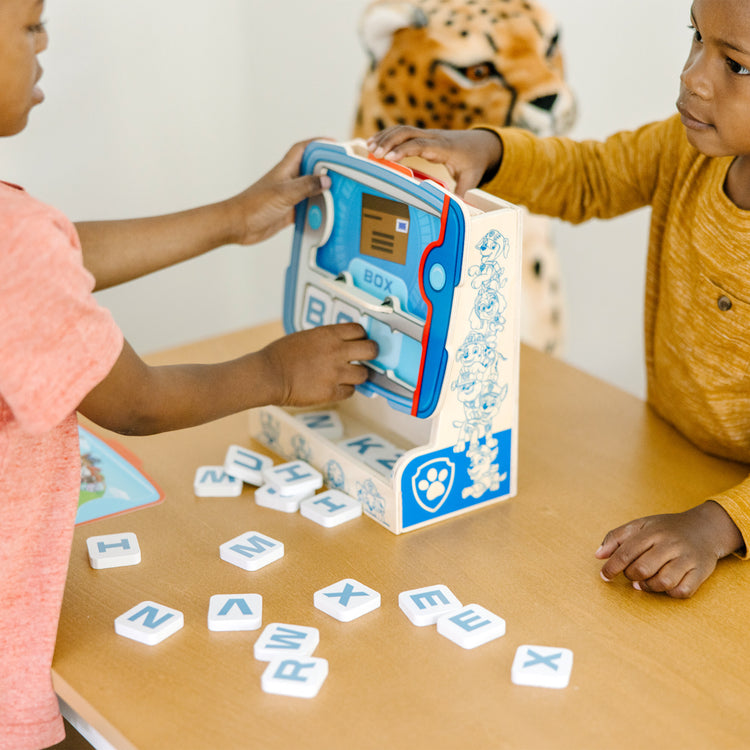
xmin=482 ymin=114 xmax=750 ymax=554
xmin=0 ymin=182 xmax=123 ymax=749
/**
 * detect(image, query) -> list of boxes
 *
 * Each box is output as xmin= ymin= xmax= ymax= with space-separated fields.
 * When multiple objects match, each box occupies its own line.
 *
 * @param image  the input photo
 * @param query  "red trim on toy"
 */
xmin=366 ymin=153 xmax=415 ymax=178
xmin=407 ymin=168 xmax=449 ymax=190
xmin=412 ymin=193 xmax=451 ymax=417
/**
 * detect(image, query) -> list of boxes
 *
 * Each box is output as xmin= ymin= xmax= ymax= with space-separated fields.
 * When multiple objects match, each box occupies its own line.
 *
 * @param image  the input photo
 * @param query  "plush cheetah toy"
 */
xmin=353 ymin=0 xmax=577 ymax=355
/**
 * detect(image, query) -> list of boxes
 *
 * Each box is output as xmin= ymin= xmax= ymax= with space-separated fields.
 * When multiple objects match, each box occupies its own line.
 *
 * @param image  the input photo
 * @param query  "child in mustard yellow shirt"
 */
xmin=368 ymin=0 xmax=750 ymax=599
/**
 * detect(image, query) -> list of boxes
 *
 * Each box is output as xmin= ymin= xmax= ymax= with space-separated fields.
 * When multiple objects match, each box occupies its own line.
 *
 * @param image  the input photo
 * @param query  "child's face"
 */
xmin=0 ymin=0 xmax=48 ymax=137
xmin=677 ymin=0 xmax=750 ymax=158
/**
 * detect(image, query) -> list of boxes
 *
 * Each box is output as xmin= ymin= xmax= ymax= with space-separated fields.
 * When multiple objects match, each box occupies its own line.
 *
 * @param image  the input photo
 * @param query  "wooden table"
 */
xmin=53 ymin=322 xmax=750 ymax=750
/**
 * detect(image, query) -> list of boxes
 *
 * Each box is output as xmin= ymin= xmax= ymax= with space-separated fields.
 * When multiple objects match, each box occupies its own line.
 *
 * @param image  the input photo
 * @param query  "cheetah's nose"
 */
xmin=529 ymin=94 xmax=558 ymax=112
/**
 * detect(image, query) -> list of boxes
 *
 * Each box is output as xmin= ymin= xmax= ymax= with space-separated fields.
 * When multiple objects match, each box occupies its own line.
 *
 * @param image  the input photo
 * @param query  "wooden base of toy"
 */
xmin=249 ymin=385 xmax=516 ymax=534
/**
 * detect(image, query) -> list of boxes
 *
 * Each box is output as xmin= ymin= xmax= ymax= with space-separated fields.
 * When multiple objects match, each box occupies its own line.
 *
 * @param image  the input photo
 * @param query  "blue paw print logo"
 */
xmin=418 ymin=467 xmax=449 ymax=500
xmin=411 ymin=458 xmax=455 ymax=514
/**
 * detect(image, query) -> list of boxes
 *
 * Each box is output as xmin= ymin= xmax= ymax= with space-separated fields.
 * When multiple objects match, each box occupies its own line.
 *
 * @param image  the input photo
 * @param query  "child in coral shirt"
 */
xmin=0 ymin=2 xmax=377 ymax=748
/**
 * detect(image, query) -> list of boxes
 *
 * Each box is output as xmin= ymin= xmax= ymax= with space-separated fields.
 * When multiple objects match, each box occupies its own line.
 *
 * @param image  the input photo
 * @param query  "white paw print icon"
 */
xmin=418 ymin=467 xmax=450 ymax=501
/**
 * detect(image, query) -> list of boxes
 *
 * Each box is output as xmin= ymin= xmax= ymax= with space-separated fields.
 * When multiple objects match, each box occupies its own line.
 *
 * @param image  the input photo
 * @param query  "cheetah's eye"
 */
xmin=442 ymin=60 xmax=502 ymax=86
xmin=545 ymin=31 xmax=560 ymax=58
xmin=463 ymin=63 xmax=493 ymax=82
xmin=436 ymin=58 xmax=503 ymax=87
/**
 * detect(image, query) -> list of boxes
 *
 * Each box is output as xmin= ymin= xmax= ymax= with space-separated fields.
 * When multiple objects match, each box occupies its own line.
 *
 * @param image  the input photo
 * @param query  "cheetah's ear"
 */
xmin=359 ymin=1 xmax=428 ymax=63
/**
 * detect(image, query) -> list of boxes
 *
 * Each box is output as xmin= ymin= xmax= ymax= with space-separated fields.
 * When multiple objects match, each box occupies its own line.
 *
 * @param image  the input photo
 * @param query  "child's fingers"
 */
xmin=636 ymin=563 xmax=704 ymax=599
xmin=330 ymin=383 xmax=357 ymax=402
xmin=455 ymin=169 xmax=491 ymax=198
xmin=597 ymin=525 xmax=653 ymax=581
xmin=594 ymin=539 xmax=618 ymax=559
xmin=328 ymin=362 xmax=373 ymax=402
xmin=334 ymin=322 xmax=370 ymax=341
xmin=622 ymin=547 xmax=683 ymax=588
xmin=369 ymin=128 xmax=448 ymax=164
xmin=631 ymin=558 xmax=688 ymax=593
xmin=342 ymin=362 xmax=371 ymax=386
xmin=595 ymin=519 xmax=646 ymax=560
xmin=281 ymin=173 xmax=332 ymax=206
xmin=367 ymin=125 xmax=424 ymax=158
xmin=277 ymin=140 xmax=307 ymax=172
xmin=347 ymin=339 xmax=379 ymax=363
xmin=326 ymin=323 xmax=379 ymax=363
xmin=275 ymin=138 xmax=330 ymax=175
xmin=259 ymin=141 xmax=308 ymax=185
xmin=265 ymin=138 xmax=331 ymax=186
xmin=665 ymin=568 xmax=707 ymax=599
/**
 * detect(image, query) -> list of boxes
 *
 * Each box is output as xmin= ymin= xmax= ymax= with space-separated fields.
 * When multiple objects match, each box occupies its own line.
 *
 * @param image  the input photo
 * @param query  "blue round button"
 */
xmin=308 ymin=205 xmax=323 ymax=231
xmin=429 ymin=263 xmax=446 ymax=291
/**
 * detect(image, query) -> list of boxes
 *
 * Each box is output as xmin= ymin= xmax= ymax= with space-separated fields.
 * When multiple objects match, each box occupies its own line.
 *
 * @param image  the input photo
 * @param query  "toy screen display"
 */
xmin=313 ymin=170 xmax=442 ymax=322
xmin=360 ymin=194 xmax=409 ymax=265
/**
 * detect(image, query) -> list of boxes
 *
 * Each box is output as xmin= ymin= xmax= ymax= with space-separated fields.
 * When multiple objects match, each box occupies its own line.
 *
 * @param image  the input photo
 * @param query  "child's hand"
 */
xmin=259 ymin=323 xmax=378 ymax=407
xmin=367 ymin=127 xmax=503 ymax=197
xmin=596 ymin=501 xmax=744 ymax=598
xmin=78 ymin=324 xmax=377 ymax=436
xmin=227 ymin=140 xmax=331 ymax=246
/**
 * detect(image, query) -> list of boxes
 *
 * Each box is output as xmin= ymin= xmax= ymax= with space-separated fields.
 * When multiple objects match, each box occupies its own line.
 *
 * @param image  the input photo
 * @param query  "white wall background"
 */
xmin=0 ymin=0 xmax=689 ymax=398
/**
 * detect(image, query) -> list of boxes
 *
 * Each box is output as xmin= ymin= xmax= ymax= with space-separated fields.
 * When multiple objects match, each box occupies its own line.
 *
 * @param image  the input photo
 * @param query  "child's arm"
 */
xmin=595 ymin=501 xmax=744 ymax=598
xmin=77 ymin=323 xmax=378 ymax=435
xmin=368 ymin=127 xmax=503 ymax=197
xmin=76 ymin=140 xmax=328 ymax=291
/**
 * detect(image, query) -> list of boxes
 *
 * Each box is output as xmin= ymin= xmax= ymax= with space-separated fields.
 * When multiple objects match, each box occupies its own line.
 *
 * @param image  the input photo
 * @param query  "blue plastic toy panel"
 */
xmin=314 ymin=171 xmax=441 ymax=322
xmin=283 ymin=141 xmax=466 ymax=418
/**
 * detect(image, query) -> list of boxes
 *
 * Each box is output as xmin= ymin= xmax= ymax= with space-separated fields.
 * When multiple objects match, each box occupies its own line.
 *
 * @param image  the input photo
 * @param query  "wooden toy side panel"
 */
xmin=393 ymin=199 xmax=522 ymax=531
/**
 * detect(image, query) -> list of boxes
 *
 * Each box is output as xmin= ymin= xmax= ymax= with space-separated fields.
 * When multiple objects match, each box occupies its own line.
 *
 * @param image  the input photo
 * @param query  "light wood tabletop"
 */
xmin=53 ymin=322 xmax=750 ymax=750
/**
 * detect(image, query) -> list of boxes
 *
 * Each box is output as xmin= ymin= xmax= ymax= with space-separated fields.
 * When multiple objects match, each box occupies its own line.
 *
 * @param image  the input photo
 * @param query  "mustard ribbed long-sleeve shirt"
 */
xmin=483 ymin=114 xmax=750 ymax=554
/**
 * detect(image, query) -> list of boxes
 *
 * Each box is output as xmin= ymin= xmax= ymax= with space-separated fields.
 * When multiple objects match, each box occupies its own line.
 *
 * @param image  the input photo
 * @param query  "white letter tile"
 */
xmin=207 ymin=594 xmax=263 ymax=632
xmin=262 ymin=460 xmax=323 ymax=497
xmin=511 ymin=645 xmax=574 ymax=689
xmin=300 ymin=490 xmax=362 ymax=527
xmin=224 ymin=445 xmax=273 ymax=486
xmin=194 ymin=466 xmax=242 ymax=497
xmin=261 ymin=657 xmax=328 ymax=698
xmin=255 ymin=483 xmax=312 ymax=513
xmin=115 ymin=601 xmax=184 ymax=645
xmin=399 ymin=585 xmax=462 ymax=626
xmin=219 ymin=531 xmax=284 ymax=571
xmin=87 ymin=532 xmax=141 ymax=569
xmin=436 ymin=604 xmax=506 ymax=649
xmin=314 ymin=578 xmax=381 ymax=622
xmin=254 ymin=623 xmax=320 ymax=661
